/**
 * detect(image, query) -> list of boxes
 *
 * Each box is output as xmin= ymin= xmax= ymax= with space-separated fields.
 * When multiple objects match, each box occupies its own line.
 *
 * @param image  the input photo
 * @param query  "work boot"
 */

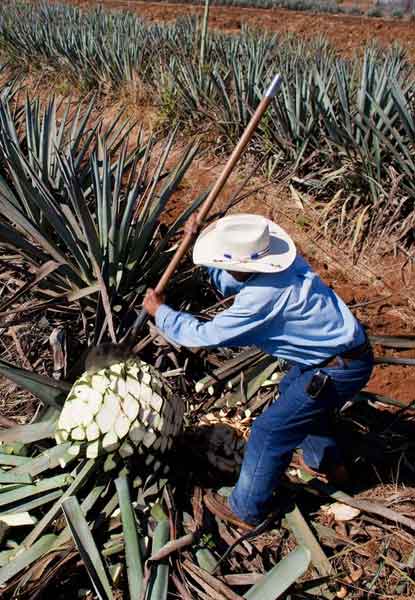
xmin=203 ymin=492 xmax=254 ymax=532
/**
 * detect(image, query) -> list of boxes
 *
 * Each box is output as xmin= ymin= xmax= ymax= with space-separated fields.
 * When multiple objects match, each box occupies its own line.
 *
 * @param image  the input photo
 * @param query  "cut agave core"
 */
xmin=55 ymin=359 xmax=183 ymax=468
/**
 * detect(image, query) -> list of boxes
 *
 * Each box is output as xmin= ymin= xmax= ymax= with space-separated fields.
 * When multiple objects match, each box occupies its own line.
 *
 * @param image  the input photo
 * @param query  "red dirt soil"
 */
xmin=69 ymin=0 xmax=415 ymax=60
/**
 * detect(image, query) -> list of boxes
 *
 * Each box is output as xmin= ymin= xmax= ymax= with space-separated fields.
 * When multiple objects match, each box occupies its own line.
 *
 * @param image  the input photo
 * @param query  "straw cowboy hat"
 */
xmin=193 ymin=214 xmax=296 ymax=273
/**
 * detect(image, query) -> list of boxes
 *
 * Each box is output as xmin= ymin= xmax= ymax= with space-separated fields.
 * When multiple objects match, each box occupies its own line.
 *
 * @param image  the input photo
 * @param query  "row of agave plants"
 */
xmin=0 ymin=2 xmax=414 ymax=247
xmin=115 ymin=0 xmax=403 ymax=17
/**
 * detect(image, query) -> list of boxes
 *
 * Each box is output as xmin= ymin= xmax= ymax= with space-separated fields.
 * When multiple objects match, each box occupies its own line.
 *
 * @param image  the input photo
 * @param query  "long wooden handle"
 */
xmin=155 ymin=73 xmax=282 ymax=294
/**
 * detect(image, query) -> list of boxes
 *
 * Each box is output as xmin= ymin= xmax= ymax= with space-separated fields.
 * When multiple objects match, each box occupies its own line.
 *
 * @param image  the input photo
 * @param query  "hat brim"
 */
xmin=193 ymin=218 xmax=296 ymax=273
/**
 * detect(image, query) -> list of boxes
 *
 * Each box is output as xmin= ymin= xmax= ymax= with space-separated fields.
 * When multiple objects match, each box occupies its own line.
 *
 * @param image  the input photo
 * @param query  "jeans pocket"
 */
xmin=328 ymin=370 xmax=372 ymax=401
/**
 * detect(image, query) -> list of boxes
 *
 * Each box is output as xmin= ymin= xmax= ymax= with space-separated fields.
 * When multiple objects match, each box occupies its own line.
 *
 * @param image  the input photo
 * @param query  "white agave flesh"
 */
xmin=96 ymin=406 xmax=117 ymax=434
xmin=104 ymin=453 xmax=117 ymax=472
xmin=55 ymin=358 xmax=180 ymax=460
xmin=58 ymin=404 xmax=78 ymax=431
xmin=150 ymin=393 xmax=163 ymax=413
xmin=75 ymin=386 xmax=103 ymax=411
xmin=103 ymin=392 xmax=122 ymax=414
xmin=74 ymin=385 xmax=90 ymax=401
xmin=149 ymin=413 xmax=161 ymax=430
xmin=142 ymin=372 xmax=152 ymax=386
xmin=108 ymin=374 xmax=119 ymax=391
xmin=118 ymin=440 xmax=134 ymax=458
xmin=114 ymin=414 xmax=130 ymax=439
xmin=90 ymin=373 xmax=110 ymax=394
xmin=110 ymin=363 xmax=123 ymax=375
xmin=129 ymin=422 xmax=145 ymax=445
xmin=84 ymin=391 xmax=103 ymax=416
xmin=86 ymin=422 xmax=100 ymax=442
xmin=102 ymin=431 xmax=120 ymax=452
xmin=143 ymin=430 xmax=157 ymax=448
xmin=126 ymin=364 xmax=139 ymax=379
xmin=79 ymin=405 xmax=95 ymax=427
xmin=116 ymin=377 xmax=128 ymax=399
xmin=67 ymin=397 xmax=87 ymax=419
xmin=71 ymin=426 xmax=86 ymax=441
xmin=122 ymin=394 xmax=139 ymax=422
xmin=68 ymin=443 xmax=81 ymax=457
xmin=140 ymin=384 xmax=152 ymax=407
xmin=86 ymin=440 xmax=100 ymax=459
xmin=126 ymin=376 xmax=141 ymax=398
xmin=55 ymin=430 xmax=69 ymax=444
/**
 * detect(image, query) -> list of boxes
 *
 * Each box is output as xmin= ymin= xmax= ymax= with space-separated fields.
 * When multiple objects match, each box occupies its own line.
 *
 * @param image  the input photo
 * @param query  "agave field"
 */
xmin=0 ymin=1 xmax=414 ymax=599
xmin=0 ymin=2 xmax=415 ymax=248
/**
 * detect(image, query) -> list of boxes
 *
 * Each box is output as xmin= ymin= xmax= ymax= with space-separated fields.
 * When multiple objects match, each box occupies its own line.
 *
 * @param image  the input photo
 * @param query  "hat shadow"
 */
xmin=269 ymin=235 xmax=290 ymax=256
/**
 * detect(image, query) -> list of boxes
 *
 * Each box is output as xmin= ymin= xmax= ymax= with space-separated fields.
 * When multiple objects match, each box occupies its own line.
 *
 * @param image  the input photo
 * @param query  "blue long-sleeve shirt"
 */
xmin=155 ymin=255 xmax=365 ymax=366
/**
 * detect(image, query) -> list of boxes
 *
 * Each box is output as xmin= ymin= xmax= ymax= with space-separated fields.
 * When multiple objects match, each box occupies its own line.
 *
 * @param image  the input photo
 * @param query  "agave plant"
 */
xmin=0 ymin=92 xmax=205 ymax=344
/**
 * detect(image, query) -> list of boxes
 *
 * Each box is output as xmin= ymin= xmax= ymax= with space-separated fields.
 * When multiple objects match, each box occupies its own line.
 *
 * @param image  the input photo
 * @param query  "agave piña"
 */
xmin=55 ymin=359 xmax=184 ymax=471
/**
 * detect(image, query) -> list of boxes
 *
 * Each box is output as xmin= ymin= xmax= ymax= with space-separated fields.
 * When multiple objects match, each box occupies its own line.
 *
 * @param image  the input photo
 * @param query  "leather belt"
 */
xmin=318 ymin=338 xmax=372 ymax=369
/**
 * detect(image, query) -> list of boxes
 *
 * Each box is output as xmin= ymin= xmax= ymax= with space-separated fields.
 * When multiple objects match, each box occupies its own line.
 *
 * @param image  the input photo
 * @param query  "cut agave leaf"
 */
xmin=11 ymin=443 xmax=73 ymax=476
xmin=148 ymin=519 xmax=170 ymax=600
xmin=0 ymin=421 xmax=57 ymax=444
xmin=285 ymin=506 xmax=332 ymax=576
xmin=115 ymin=477 xmax=143 ymax=599
xmin=0 ymin=454 xmax=31 ymax=467
xmin=0 ymin=512 xmax=36 ymax=527
xmin=23 ymin=460 xmax=96 ymax=548
xmin=0 ymin=474 xmax=73 ymax=509
xmin=62 ymin=496 xmax=113 ymax=600
xmin=0 ymin=490 xmax=63 ymax=516
xmin=0 ymin=533 xmax=57 ymax=585
xmin=0 ymin=471 xmax=32 ymax=485
xmin=244 ymin=546 xmax=311 ymax=599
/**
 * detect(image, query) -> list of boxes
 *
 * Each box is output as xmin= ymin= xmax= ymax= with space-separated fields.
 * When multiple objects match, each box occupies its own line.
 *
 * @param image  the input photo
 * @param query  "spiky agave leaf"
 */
xmin=0 ymin=94 xmax=201 ymax=342
xmin=0 ymin=358 xmax=70 ymax=408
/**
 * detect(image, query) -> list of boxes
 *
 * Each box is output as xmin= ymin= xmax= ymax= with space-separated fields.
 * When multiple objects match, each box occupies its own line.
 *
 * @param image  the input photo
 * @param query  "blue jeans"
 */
xmin=229 ymin=350 xmax=374 ymax=525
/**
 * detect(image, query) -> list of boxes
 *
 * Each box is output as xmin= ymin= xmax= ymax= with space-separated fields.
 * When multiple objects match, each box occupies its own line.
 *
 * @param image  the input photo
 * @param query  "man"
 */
xmin=143 ymin=213 xmax=373 ymax=531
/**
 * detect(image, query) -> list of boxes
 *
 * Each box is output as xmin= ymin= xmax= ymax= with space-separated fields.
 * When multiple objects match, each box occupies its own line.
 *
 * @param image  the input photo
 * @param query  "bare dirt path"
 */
xmin=70 ymin=0 xmax=415 ymax=59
